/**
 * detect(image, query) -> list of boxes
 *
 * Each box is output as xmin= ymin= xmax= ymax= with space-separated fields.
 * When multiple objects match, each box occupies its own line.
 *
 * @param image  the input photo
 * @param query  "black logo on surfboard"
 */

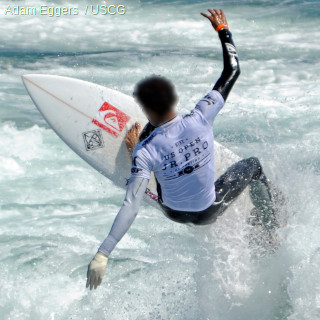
xmin=83 ymin=130 xmax=104 ymax=151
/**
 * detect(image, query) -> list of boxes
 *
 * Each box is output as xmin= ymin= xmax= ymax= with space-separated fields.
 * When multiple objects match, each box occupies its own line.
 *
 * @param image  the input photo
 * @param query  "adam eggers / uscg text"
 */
xmin=2 ymin=4 xmax=126 ymax=17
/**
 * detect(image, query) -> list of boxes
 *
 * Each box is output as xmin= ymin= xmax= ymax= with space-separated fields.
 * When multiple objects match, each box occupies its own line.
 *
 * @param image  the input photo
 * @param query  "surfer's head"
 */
xmin=133 ymin=75 xmax=177 ymax=117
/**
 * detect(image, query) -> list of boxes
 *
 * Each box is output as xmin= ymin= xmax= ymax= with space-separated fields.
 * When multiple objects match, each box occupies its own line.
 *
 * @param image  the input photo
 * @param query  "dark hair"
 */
xmin=133 ymin=75 xmax=177 ymax=115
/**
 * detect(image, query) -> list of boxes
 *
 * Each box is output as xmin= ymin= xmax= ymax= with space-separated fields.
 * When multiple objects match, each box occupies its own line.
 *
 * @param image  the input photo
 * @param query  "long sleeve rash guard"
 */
xmin=98 ymin=29 xmax=240 ymax=257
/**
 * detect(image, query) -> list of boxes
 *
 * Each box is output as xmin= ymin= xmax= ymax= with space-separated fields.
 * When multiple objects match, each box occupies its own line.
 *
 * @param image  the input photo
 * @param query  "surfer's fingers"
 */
xmin=86 ymin=266 xmax=91 ymax=288
xmin=200 ymin=12 xmax=210 ymax=19
xmin=94 ymin=274 xmax=102 ymax=289
xmin=87 ymin=275 xmax=92 ymax=290
xmin=220 ymin=9 xmax=227 ymax=23
xmin=88 ymin=270 xmax=95 ymax=290
xmin=208 ymin=9 xmax=220 ymax=16
xmin=90 ymin=274 xmax=96 ymax=290
xmin=93 ymin=275 xmax=98 ymax=290
xmin=135 ymin=121 xmax=141 ymax=127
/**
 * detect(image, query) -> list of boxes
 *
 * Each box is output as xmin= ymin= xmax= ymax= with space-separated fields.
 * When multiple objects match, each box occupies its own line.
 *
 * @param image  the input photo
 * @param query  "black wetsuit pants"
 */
xmin=159 ymin=157 xmax=270 ymax=225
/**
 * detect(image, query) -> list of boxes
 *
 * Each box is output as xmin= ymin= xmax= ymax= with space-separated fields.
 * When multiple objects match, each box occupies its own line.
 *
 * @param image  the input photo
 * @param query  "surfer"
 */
xmin=86 ymin=8 xmax=279 ymax=290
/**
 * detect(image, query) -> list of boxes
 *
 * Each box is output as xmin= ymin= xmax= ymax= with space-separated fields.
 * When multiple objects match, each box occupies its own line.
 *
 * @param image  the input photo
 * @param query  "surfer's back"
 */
xmin=132 ymin=90 xmax=225 ymax=212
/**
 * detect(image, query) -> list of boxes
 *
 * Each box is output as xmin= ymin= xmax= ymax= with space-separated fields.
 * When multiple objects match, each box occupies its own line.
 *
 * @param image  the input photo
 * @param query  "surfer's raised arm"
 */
xmin=201 ymin=9 xmax=240 ymax=101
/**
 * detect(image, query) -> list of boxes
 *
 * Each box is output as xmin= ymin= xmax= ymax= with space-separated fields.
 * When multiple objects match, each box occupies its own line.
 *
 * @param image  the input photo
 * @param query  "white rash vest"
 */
xmin=131 ymin=90 xmax=225 ymax=212
xmin=99 ymin=90 xmax=225 ymax=257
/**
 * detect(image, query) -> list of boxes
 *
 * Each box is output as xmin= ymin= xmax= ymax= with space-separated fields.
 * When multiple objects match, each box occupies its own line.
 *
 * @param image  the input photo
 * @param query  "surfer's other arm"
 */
xmin=86 ymin=176 xmax=149 ymax=290
xmin=201 ymin=9 xmax=240 ymax=101
xmin=98 ymin=176 xmax=148 ymax=256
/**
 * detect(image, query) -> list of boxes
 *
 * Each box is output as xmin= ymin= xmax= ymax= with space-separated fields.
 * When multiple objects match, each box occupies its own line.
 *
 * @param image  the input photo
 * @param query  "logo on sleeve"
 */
xmin=131 ymin=167 xmax=143 ymax=174
xmin=131 ymin=157 xmax=142 ymax=174
xmin=131 ymin=157 xmax=143 ymax=174
xmin=92 ymin=102 xmax=130 ymax=138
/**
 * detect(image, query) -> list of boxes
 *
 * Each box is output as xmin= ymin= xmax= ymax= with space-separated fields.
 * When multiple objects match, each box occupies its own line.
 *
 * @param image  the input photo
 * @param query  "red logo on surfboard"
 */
xmin=92 ymin=102 xmax=130 ymax=137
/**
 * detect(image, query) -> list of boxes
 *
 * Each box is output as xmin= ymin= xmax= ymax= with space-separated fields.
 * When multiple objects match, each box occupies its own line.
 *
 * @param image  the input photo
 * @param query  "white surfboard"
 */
xmin=22 ymin=74 xmax=253 ymax=213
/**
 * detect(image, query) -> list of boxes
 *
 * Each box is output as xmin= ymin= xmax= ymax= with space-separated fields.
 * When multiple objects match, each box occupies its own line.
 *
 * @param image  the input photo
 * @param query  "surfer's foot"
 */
xmin=249 ymin=174 xmax=281 ymax=231
xmin=250 ymin=174 xmax=290 ymax=232
xmin=125 ymin=122 xmax=142 ymax=155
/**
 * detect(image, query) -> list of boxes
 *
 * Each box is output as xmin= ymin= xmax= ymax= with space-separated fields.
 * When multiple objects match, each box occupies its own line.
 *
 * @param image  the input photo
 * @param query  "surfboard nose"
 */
xmin=22 ymin=73 xmax=47 ymax=85
xmin=22 ymin=74 xmax=46 ymax=92
xmin=22 ymin=73 xmax=36 ymax=82
xmin=22 ymin=74 xmax=68 ymax=101
xmin=21 ymin=74 xmax=31 ymax=86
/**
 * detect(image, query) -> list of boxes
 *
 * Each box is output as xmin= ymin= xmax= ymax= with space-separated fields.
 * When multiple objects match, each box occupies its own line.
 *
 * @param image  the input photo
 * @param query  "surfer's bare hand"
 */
xmin=86 ymin=251 xmax=108 ymax=290
xmin=125 ymin=122 xmax=142 ymax=155
xmin=201 ymin=9 xmax=228 ymax=30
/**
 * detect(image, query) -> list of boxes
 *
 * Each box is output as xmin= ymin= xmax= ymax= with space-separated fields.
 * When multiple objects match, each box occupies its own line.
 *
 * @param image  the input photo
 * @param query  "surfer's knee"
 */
xmin=247 ymin=157 xmax=263 ymax=180
xmin=248 ymin=156 xmax=260 ymax=166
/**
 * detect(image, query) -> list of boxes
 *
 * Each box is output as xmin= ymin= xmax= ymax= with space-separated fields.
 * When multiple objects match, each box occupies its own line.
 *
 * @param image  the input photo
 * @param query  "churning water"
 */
xmin=0 ymin=0 xmax=319 ymax=319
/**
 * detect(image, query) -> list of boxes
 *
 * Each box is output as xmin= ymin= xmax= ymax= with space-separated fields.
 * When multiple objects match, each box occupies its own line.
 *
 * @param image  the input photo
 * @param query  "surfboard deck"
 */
xmin=22 ymin=74 xmax=254 ymax=213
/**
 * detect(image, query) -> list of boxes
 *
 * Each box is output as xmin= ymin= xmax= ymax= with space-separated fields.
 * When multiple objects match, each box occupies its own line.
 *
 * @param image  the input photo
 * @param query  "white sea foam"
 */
xmin=1 ymin=0 xmax=320 ymax=319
